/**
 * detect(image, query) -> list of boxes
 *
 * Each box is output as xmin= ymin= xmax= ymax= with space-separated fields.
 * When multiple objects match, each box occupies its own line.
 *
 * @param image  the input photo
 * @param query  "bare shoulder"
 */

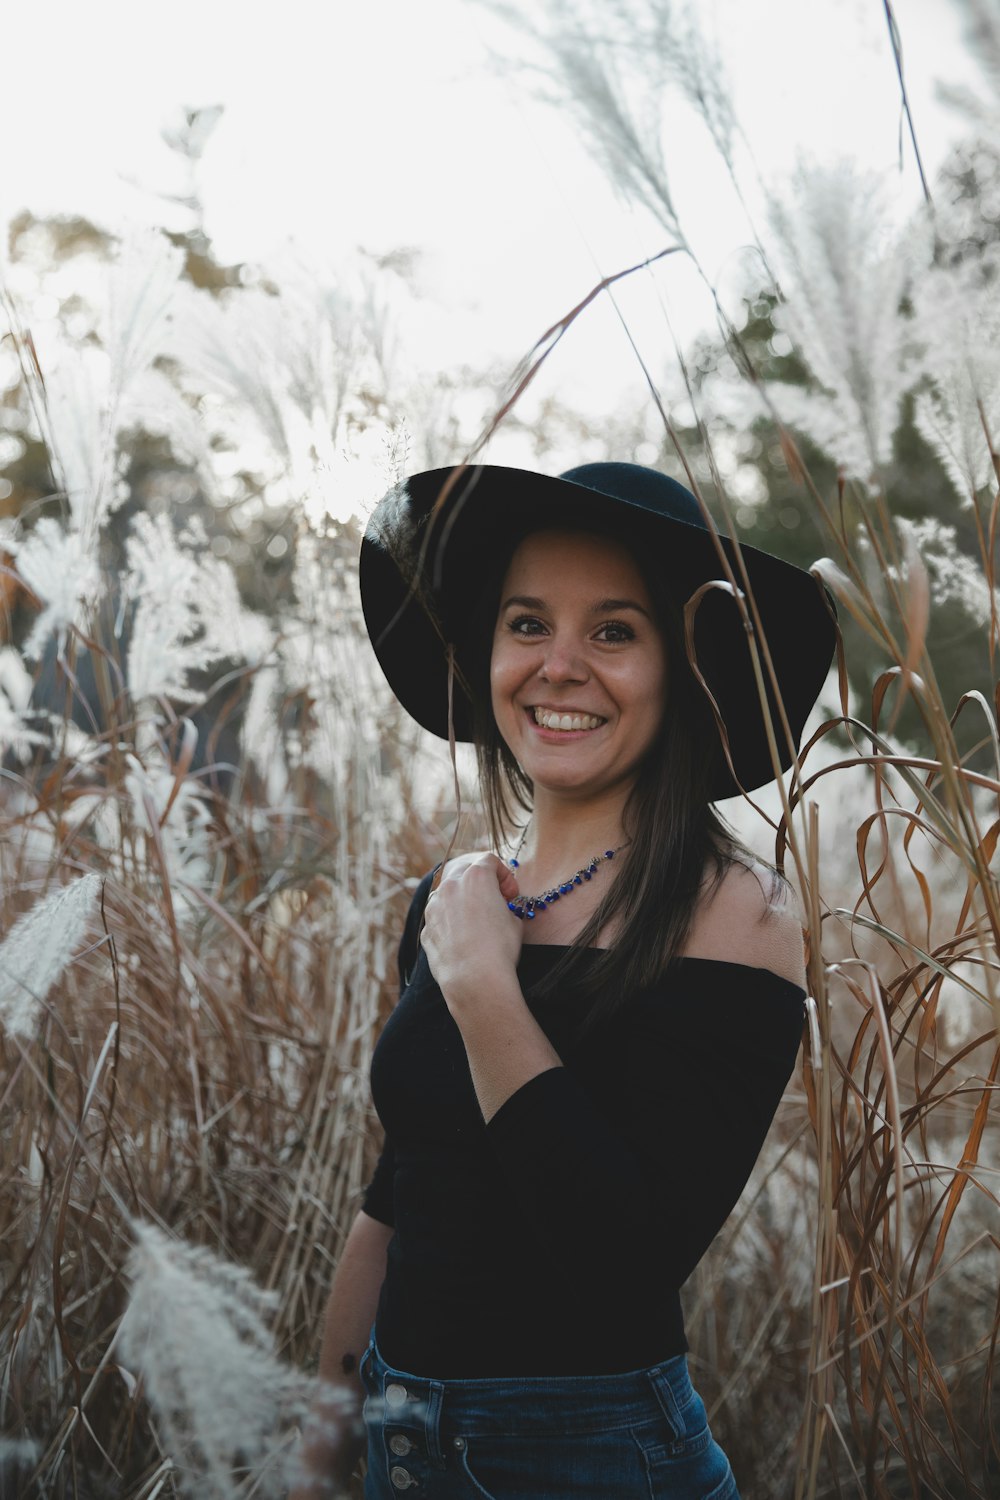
xmin=681 ymin=858 xmax=806 ymax=987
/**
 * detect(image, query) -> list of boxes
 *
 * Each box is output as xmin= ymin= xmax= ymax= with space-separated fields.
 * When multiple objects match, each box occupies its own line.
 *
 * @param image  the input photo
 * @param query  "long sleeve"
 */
xmin=360 ymin=1135 xmax=397 ymax=1227
xmin=484 ymin=961 xmax=805 ymax=1295
xmin=359 ymin=869 xmax=439 ymax=1230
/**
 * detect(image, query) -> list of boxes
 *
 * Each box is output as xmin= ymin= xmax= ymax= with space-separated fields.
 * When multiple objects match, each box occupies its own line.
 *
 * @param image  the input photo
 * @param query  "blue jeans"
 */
xmin=359 ymin=1332 xmax=740 ymax=1499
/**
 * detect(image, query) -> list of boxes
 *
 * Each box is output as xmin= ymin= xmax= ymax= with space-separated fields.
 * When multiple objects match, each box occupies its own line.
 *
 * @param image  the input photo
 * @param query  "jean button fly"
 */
xmin=385 ymin=1383 xmax=408 ymax=1406
xmin=389 ymin=1434 xmax=413 ymax=1456
xmin=390 ymin=1465 xmax=414 ymax=1489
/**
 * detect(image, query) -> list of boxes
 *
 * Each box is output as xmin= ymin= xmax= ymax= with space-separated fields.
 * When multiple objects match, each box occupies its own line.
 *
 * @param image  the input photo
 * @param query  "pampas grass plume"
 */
xmin=0 ymin=872 xmax=102 ymax=1039
xmin=117 ymin=1222 xmax=335 ymax=1500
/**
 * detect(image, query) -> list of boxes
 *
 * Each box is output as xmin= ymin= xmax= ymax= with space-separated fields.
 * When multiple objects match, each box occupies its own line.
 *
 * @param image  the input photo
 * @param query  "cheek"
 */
xmin=637 ymin=656 xmax=669 ymax=736
xmin=489 ymin=640 xmax=518 ymax=721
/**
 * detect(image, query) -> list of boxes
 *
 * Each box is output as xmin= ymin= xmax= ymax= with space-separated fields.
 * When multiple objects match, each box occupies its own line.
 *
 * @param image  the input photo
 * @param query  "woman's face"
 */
xmin=490 ymin=529 xmax=668 ymax=804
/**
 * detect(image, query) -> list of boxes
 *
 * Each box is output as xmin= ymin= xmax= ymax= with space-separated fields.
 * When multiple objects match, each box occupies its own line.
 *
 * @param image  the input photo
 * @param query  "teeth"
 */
xmin=532 ymin=708 xmax=605 ymax=732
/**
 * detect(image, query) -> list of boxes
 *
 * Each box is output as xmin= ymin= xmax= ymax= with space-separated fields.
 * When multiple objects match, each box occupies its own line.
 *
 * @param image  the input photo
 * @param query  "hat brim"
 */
xmin=360 ymin=465 xmax=836 ymax=799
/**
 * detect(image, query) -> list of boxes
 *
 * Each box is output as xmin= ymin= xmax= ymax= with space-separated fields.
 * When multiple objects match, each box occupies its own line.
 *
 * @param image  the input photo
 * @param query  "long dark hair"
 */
xmin=467 ymin=521 xmax=765 ymax=1040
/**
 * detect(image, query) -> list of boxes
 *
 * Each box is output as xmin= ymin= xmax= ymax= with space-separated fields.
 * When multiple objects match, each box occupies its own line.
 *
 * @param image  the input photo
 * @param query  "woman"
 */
xmin=293 ymin=462 xmax=835 ymax=1499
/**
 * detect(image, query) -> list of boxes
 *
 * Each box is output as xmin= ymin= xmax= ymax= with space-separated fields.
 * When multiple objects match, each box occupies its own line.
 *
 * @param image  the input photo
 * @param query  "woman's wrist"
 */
xmin=441 ymin=966 xmax=524 ymax=1019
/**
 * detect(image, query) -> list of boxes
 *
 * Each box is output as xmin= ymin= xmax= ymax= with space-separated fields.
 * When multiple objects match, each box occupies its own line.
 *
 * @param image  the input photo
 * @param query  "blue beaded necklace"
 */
xmin=505 ymin=827 xmax=629 ymax=921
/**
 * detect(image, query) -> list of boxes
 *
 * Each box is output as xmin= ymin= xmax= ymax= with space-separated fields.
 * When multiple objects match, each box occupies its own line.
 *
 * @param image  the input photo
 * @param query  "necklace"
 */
xmin=505 ymin=827 xmax=629 ymax=920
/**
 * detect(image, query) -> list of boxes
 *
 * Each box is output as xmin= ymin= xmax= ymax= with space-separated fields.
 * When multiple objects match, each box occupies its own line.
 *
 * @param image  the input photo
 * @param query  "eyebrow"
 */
xmin=501 ymin=594 xmax=652 ymax=619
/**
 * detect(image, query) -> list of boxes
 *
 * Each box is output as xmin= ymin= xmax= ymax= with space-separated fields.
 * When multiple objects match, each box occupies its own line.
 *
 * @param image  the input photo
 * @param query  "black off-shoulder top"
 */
xmin=362 ymin=870 xmax=805 ymax=1378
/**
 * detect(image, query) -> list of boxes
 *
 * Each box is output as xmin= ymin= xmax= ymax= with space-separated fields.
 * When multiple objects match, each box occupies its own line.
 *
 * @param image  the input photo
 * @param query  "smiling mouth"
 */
xmin=530 ymin=707 xmax=607 ymax=732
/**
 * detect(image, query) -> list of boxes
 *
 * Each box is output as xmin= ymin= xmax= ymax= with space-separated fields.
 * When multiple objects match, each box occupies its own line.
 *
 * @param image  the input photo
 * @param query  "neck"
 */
xmin=512 ymin=788 xmax=630 ymax=881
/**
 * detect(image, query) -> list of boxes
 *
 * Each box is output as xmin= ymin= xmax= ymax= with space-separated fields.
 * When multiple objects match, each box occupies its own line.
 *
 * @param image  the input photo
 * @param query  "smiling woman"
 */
xmin=292 ymin=461 xmax=837 ymax=1500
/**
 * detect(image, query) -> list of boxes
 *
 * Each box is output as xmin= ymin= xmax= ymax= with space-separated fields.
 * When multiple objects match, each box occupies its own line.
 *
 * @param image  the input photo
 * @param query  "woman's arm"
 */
xmin=289 ymin=1209 xmax=393 ymax=1499
xmin=419 ymin=854 xmax=563 ymax=1122
xmin=447 ymin=968 xmax=563 ymax=1122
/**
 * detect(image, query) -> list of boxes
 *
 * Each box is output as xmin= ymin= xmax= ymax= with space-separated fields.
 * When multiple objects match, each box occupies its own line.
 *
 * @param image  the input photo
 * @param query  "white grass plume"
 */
xmin=165 ymin=251 xmax=384 ymax=521
xmin=911 ymin=250 xmax=1000 ymax=500
xmin=33 ymin=344 xmax=122 ymax=542
xmin=486 ymin=0 xmax=681 ymax=239
xmin=117 ymin=1222 xmax=337 ymax=1500
xmin=0 ymin=646 xmax=48 ymax=762
xmin=26 ymin=229 xmax=183 ymax=547
xmin=125 ymin=511 xmax=219 ymax=701
xmin=102 ymin=226 xmax=184 ymax=401
xmin=765 ymin=160 xmax=916 ymax=482
xmin=124 ymin=511 xmax=271 ymax=702
xmin=485 ymin=0 xmax=741 ymax=250
xmin=123 ymin=750 xmax=215 ymax=906
xmin=247 ymin=531 xmax=391 ymax=789
xmin=0 ymin=872 xmax=102 ymax=1039
xmin=5 ymin=516 xmax=102 ymax=660
xmin=893 ymin=515 xmax=998 ymax=627
xmin=939 ymin=0 xmax=1000 ymax=134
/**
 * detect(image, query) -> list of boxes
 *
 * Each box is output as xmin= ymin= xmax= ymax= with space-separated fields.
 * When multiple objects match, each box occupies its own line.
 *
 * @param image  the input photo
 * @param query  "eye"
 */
xmin=596 ymin=620 xmax=636 ymax=643
xmin=507 ymin=615 xmax=547 ymax=637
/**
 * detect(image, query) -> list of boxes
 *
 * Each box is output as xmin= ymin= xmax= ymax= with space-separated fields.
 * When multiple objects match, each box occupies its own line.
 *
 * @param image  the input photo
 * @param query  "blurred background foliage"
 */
xmin=3 ymin=122 xmax=999 ymax=756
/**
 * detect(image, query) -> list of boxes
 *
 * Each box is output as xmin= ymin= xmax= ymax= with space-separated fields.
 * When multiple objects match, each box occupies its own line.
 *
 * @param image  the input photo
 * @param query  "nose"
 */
xmin=538 ymin=633 xmax=588 ymax=684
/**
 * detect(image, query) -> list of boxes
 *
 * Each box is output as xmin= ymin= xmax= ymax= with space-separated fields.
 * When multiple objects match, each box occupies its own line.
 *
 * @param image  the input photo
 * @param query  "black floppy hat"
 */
xmin=359 ymin=462 xmax=836 ymax=799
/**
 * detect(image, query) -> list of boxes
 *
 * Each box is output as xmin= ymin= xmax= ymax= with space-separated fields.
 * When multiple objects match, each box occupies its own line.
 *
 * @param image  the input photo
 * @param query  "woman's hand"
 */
xmin=420 ymin=852 xmax=524 ymax=1011
xmin=287 ymin=1383 xmax=364 ymax=1499
xmin=421 ymin=854 xmax=562 ymax=1122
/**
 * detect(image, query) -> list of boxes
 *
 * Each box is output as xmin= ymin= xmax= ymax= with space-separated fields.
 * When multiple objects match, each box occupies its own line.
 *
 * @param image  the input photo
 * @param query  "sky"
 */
xmin=0 ymin=0 xmax=983 ymax=444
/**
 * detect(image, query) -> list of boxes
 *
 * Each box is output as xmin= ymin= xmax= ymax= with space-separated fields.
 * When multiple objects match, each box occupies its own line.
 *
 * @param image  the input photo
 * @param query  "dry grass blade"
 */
xmin=926 ymin=1048 xmax=1000 ymax=1283
xmin=465 ymin=245 xmax=682 ymax=463
xmin=889 ymin=539 xmax=931 ymax=733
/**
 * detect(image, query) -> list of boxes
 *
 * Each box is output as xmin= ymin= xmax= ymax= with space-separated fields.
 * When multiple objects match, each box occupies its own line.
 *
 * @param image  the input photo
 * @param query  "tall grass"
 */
xmin=480 ymin=3 xmax=1000 ymax=1495
xmin=1 ymin=8 xmax=999 ymax=1498
xmin=0 ymin=235 xmax=465 ymax=1498
xmin=0 ymin=561 xmax=453 ymax=1498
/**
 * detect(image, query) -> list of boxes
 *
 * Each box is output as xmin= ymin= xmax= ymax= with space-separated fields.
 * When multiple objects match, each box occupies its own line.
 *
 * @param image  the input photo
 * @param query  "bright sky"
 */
xmin=0 ymin=0 xmax=980 ymax=441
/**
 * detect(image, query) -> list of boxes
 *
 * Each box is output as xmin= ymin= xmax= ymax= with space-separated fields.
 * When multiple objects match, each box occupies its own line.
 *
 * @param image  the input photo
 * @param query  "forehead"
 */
xmin=500 ymin=528 xmax=651 ymax=595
